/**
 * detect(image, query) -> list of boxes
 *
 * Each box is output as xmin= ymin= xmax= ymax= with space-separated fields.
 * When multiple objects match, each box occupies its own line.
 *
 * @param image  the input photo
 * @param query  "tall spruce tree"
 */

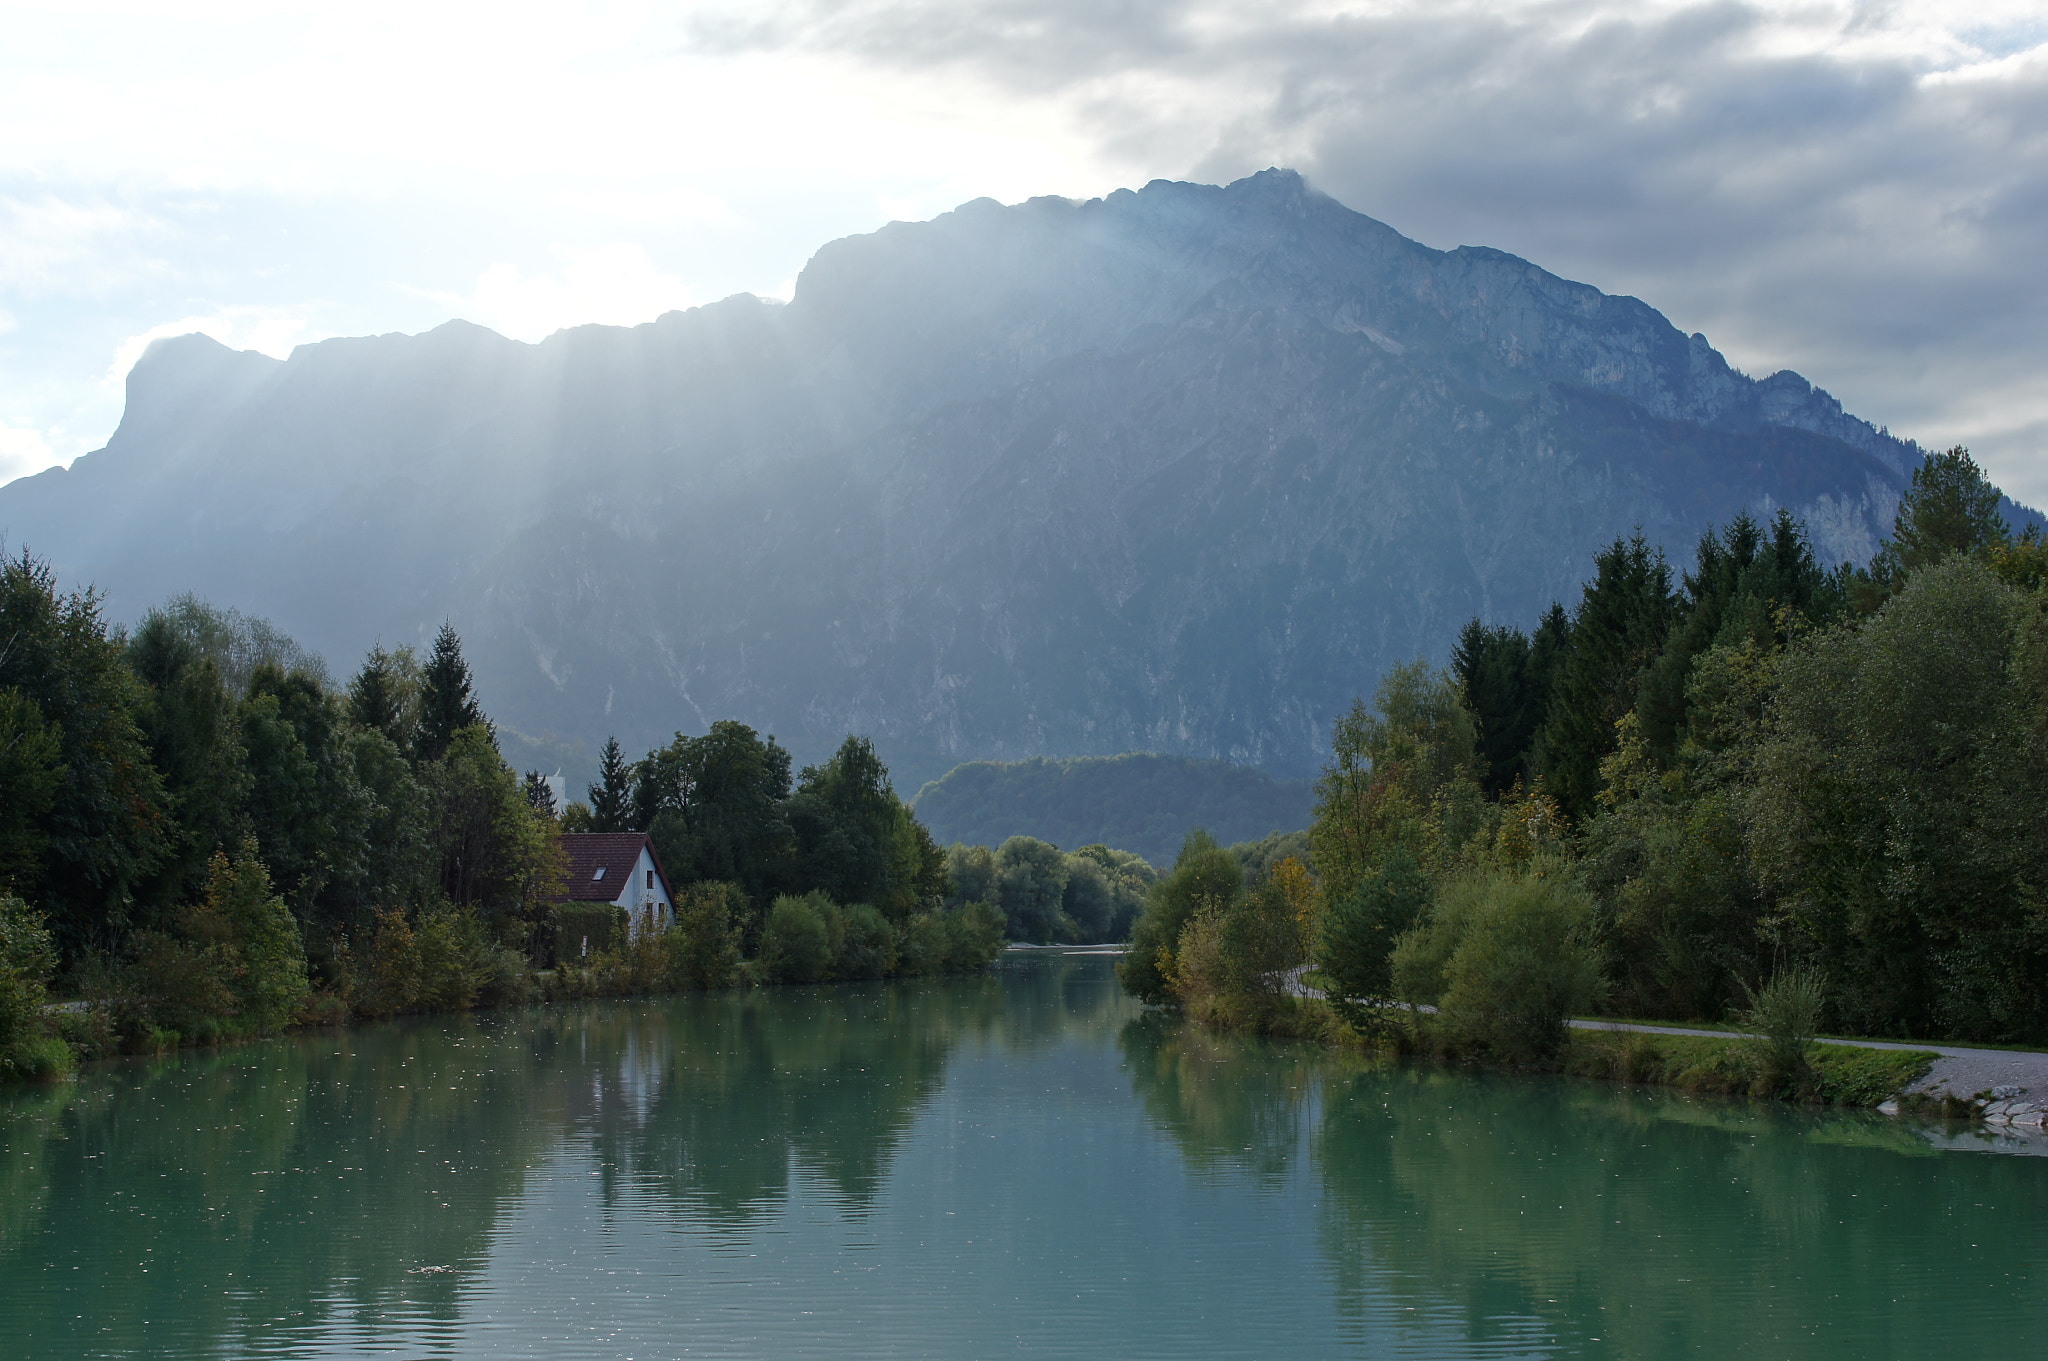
xmin=347 ymin=644 xmax=419 ymax=754
xmin=1451 ymin=620 xmax=1537 ymax=798
xmin=1885 ymin=445 xmax=2010 ymax=575
xmin=523 ymin=770 xmax=559 ymax=819
xmin=1534 ymin=533 xmax=1675 ymax=820
xmin=1635 ymin=511 xmax=1838 ymax=761
xmin=417 ymin=622 xmax=490 ymax=761
xmin=587 ymin=736 xmax=634 ymax=832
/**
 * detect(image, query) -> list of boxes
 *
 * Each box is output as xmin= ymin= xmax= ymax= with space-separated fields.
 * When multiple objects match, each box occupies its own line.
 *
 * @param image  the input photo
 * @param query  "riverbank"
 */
xmin=1257 ymin=968 xmax=1962 ymax=1112
xmin=8 ymin=900 xmax=1016 ymax=1084
xmin=1570 ymin=1017 xmax=2048 ymax=1125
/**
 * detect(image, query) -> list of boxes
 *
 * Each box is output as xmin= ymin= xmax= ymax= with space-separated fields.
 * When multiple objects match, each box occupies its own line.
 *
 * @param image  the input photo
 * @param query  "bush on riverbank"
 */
xmin=342 ymin=903 xmax=529 ymax=1017
xmin=84 ymin=846 xmax=317 ymax=1051
xmin=1391 ymin=868 xmax=1604 ymax=1064
xmin=544 ymin=886 xmax=1002 ymax=1001
xmin=0 ymin=895 xmax=70 ymax=1080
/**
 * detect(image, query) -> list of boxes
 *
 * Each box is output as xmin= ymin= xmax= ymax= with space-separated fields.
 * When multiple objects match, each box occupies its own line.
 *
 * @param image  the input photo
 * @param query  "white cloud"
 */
xmin=0 ymin=423 xmax=57 ymax=485
xmin=424 ymin=244 xmax=698 ymax=342
xmin=4 ymin=0 xmax=2048 ymax=499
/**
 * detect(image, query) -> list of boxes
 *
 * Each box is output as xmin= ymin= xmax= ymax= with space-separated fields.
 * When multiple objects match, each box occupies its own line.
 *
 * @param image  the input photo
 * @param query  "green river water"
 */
xmin=1 ymin=954 xmax=2042 ymax=1359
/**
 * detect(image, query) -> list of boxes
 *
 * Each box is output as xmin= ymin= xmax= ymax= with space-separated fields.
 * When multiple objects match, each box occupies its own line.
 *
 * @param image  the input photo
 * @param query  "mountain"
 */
xmin=911 ymin=754 xmax=1314 ymax=868
xmin=2 ymin=169 xmax=1935 ymax=789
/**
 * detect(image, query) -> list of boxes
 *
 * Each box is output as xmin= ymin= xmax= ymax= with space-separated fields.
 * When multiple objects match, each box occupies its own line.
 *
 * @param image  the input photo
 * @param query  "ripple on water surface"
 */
xmin=1 ymin=955 xmax=2042 ymax=1358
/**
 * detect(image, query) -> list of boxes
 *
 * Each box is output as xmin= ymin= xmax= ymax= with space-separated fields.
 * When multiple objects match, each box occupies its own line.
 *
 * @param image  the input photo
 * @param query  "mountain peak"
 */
xmin=4 ymin=172 xmax=1932 ymax=788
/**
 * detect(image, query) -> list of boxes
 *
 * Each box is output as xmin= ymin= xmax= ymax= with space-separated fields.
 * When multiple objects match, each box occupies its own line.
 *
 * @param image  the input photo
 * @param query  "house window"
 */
xmin=646 ymin=869 xmax=654 ymax=890
xmin=592 ymin=866 xmax=606 ymax=881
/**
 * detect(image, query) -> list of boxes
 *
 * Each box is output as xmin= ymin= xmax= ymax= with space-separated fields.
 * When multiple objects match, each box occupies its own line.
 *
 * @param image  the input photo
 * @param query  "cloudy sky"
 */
xmin=5 ymin=0 xmax=2046 ymax=499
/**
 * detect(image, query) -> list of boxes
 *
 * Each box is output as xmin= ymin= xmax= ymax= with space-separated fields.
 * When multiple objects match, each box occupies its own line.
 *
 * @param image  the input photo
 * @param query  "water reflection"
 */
xmin=5 ymin=958 xmax=2044 ymax=1360
xmin=0 ymin=974 xmax=1012 ymax=1358
xmin=587 ymin=977 xmax=1006 ymax=1221
xmin=0 ymin=1013 xmax=562 ymax=1356
xmin=1124 ymin=1015 xmax=2048 ymax=1356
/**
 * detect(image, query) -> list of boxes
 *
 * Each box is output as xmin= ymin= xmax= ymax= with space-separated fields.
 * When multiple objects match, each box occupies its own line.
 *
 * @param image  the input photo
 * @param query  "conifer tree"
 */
xmin=1884 ymin=445 xmax=2009 ymax=574
xmin=587 ymin=736 xmax=634 ymax=833
xmin=1452 ymin=620 xmax=1538 ymax=797
xmin=1533 ymin=534 xmax=1675 ymax=820
xmin=523 ymin=770 xmax=559 ymax=820
xmin=416 ymin=622 xmax=490 ymax=761
xmin=347 ymin=643 xmax=419 ymax=754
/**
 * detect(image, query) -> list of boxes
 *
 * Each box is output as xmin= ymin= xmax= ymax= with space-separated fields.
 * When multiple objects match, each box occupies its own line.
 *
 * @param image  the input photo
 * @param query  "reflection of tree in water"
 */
xmin=1313 ymin=1069 xmax=2048 ymax=1355
xmin=992 ymin=955 xmax=1136 ymax=1056
xmin=1117 ymin=1021 xmax=2048 ymax=1355
xmin=1116 ymin=1011 xmax=1320 ymax=1188
xmin=0 ymin=973 xmax=1020 ymax=1358
xmin=0 ymin=1013 xmax=564 ymax=1357
xmin=589 ymin=973 xmax=1007 ymax=1224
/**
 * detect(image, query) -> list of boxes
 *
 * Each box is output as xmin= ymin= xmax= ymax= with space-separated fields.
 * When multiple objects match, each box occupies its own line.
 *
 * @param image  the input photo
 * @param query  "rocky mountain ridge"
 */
xmin=2 ymin=170 xmax=1932 ymax=788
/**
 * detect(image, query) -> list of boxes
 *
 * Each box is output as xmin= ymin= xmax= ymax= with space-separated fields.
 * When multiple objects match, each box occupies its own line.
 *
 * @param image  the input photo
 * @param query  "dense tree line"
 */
xmin=0 ymin=561 xmax=989 ymax=1079
xmin=553 ymin=723 xmax=1005 ymax=988
xmin=562 ymin=724 xmax=953 ymax=944
xmin=937 ymin=837 xmax=1156 ymax=944
xmin=1124 ymin=447 xmax=2048 ymax=1055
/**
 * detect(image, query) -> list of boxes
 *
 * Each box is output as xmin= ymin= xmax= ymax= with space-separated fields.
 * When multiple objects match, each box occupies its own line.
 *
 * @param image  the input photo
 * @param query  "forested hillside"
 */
xmin=2 ymin=169 xmax=1995 ymax=791
xmin=911 ymin=753 xmax=1311 ymax=868
xmin=1126 ymin=448 xmax=2048 ymax=1053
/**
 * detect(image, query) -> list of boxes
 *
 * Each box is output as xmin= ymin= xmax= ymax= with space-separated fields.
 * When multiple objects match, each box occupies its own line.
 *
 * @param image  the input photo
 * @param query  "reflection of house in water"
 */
xmin=557 ymin=832 xmax=675 ymax=940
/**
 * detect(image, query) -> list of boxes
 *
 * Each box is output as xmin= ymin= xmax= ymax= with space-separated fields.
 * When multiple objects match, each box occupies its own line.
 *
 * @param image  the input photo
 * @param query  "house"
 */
xmin=556 ymin=832 xmax=675 ymax=941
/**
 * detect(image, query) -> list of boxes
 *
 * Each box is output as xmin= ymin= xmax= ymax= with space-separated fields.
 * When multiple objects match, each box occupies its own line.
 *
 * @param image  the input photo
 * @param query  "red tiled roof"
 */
xmin=557 ymin=832 xmax=671 ymax=903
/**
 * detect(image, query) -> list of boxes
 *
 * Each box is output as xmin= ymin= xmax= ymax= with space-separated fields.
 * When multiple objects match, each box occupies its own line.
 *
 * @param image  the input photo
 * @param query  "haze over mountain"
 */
xmin=1 ymin=170 xmax=1950 ymax=789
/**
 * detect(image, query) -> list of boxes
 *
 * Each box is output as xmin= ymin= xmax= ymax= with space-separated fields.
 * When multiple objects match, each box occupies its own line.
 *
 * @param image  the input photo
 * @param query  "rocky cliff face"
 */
xmin=2 ymin=170 xmax=1921 ymax=787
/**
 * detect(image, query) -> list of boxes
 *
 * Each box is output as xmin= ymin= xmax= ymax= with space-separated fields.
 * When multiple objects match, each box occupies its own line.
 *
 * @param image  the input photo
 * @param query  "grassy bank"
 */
xmin=1179 ymin=991 xmax=1937 ymax=1108
xmin=1563 ymin=1028 xmax=1935 ymax=1105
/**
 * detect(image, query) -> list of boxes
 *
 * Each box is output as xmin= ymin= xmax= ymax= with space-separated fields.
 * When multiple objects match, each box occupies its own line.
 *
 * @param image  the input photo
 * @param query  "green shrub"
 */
xmin=347 ymin=903 xmax=518 ymax=1015
xmin=120 ymin=932 xmax=237 ymax=1041
xmin=760 ymin=893 xmax=834 ymax=983
xmin=552 ymin=903 xmax=628 ymax=965
xmin=940 ymin=900 xmax=1006 ymax=972
xmin=1739 ymin=968 xmax=1826 ymax=1086
xmin=475 ymin=937 xmax=536 ymax=1009
xmin=898 ymin=911 xmax=951 ymax=976
xmin=118 ymin=847 xmax=310 ymax=1042
xmin=1407 ymin=868 xmax=1605 ymax=1064
xmin=1172 ymin=876 xmax=1301 ymax=1021
xmin=200 ymin=847 xmax=309 ymax=1032
xmin=345 ymin=908 xmax=423 ymax=1016
xmin=836 ymin=903 xmax=899 ymax=980
xmin=1317 ymin=848 xmax=1428 ymax=1041
xmin=1119 ymin=831 xmax=1243 ymax=1005
xmin=672 ymin=882 xmax=745 ymax=990
xmin=1388 ymin=873 xmax=1491 ymax=1007
xmin=408 ymin=906 xmax=499 ymax=1011
xmin=0 ymin=895 xmax=70 ymax=1081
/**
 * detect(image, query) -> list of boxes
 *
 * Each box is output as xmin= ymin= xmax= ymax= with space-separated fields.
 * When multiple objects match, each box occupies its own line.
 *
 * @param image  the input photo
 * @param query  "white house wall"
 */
xmin=612 ymin=846 xmax=673 ymax=937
